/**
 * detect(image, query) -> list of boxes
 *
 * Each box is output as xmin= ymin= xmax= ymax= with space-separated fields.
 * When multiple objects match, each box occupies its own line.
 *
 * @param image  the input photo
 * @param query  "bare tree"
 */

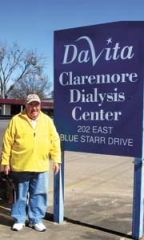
xmin=9 ymin=74 xmax=52 ymax=99
xmin=0 ymin=41 xmax=50 ymax=99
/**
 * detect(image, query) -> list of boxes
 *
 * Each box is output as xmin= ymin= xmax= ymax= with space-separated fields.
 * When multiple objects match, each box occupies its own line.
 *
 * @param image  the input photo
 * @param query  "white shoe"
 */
xmin=12 ymin=223 xmax=25 ymax=231
xmin=29 ymin=222 xmax=46 ymax=232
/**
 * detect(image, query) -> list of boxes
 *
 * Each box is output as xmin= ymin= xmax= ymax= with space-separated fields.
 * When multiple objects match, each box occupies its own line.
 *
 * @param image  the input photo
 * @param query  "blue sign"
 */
xmin=54 ymin=21 xmax=144 ymax=157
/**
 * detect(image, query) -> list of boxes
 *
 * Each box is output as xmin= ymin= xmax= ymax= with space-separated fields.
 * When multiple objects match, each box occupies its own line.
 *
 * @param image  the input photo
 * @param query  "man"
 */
xmin=1 ymin=94 xmax=61 ymax=232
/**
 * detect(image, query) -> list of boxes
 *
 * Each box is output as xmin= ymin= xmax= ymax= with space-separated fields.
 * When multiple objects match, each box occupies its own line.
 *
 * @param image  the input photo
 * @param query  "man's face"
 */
xmin=26 ymin=101 xmax=41 ymax=120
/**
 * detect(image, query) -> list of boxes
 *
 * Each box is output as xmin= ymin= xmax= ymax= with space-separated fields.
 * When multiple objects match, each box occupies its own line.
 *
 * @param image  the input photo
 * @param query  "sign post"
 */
xmin=132 ymin=158 xmax=144 ymax=239
xmin=54 ymin=21 xmax=144 ymax=239
xmin=53 ymin=151 xmax=64 ymax=223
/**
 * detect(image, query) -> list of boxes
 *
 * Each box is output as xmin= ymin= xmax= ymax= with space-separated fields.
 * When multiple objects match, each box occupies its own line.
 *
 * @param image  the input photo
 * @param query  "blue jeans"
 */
xmin=10 ymin=171 xmax=48 ymax=224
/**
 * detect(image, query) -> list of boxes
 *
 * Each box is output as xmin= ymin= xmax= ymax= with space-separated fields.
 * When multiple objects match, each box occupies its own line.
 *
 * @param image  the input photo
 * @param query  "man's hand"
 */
xmin=53 ymin=163 xmax=60 ymax=175
xmin=3 ymin=165 xmax=10 ymax=175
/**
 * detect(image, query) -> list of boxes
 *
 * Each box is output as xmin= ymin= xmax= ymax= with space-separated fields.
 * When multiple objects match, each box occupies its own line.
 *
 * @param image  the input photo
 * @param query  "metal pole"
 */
xmin=53 ymin=151 xmax=64 ymax=223
xmin=132 ymin=158 xmax=144 ymax=239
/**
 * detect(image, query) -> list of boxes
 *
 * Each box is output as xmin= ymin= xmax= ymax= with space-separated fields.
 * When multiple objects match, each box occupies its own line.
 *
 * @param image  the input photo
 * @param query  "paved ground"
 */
xmin=0 ymin=120 xmax=140 ymax=239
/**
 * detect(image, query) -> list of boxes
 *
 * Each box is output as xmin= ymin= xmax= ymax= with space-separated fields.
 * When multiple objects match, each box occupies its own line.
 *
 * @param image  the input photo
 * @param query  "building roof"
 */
xmin=0 ymin=98 xmax=54 ymax=109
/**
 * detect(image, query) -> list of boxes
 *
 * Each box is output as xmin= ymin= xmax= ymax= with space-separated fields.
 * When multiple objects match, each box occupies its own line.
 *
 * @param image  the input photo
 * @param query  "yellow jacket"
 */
xmin=1 ymin=110 xmax=61 ymax=172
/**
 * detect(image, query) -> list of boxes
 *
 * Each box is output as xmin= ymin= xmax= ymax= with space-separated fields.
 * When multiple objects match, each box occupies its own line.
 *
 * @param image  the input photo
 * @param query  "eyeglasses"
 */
xmin=28 ymin=102 xmax=40 ymax=108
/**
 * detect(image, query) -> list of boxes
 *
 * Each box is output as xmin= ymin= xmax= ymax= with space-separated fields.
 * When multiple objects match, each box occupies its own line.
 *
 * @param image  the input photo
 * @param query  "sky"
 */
xmin=0 ymin=0 xmax=144 ymax=88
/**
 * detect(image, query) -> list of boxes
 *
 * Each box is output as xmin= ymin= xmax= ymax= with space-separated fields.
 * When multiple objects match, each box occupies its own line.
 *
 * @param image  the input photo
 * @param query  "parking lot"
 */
xmin=0 ymin=120 xmax=135 ymax=239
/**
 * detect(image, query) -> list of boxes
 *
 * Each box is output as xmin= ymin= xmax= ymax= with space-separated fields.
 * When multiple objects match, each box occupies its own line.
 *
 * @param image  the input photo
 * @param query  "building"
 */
xmin=0 ymin=98 xmax=54 ymax=118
